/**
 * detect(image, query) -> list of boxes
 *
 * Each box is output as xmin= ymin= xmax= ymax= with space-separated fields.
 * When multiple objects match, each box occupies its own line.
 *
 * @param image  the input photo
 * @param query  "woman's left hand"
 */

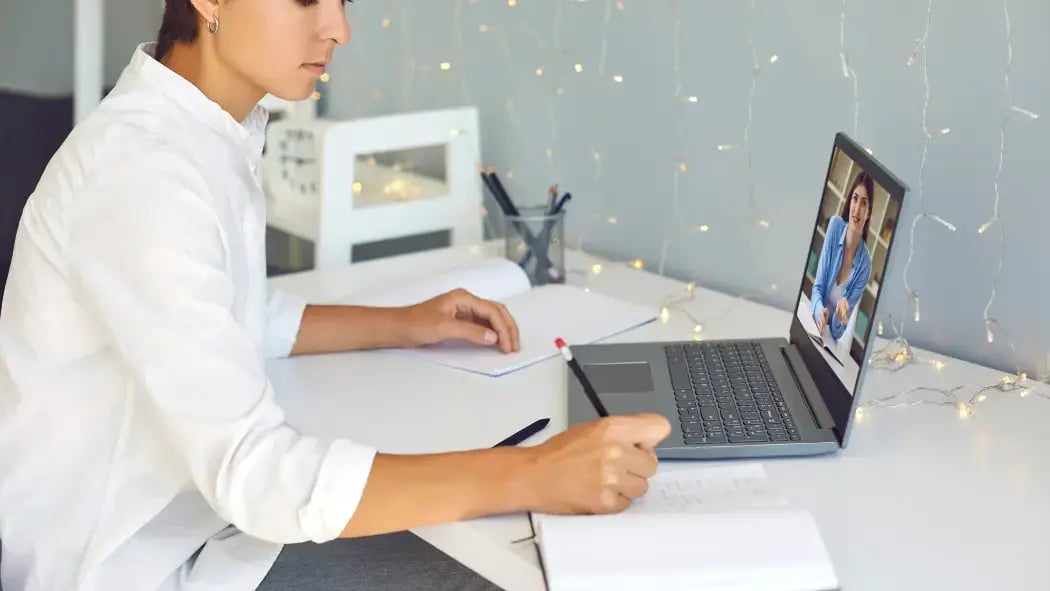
xmin=835 ymin=298 xmax=850 ymax=326
xmin=402 ymin=288 xmax=521 ymax=353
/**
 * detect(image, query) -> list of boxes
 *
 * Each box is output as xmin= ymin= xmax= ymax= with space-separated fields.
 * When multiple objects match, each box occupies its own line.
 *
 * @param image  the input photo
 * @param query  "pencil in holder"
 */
xmin=503 ymin=206 xmax=566 ymax=286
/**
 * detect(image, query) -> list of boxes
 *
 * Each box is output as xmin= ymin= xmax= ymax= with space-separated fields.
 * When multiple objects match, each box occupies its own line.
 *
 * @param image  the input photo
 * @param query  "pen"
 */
xmin=552 ymin=192 xmax=572 ymax=214
xmin=494 ymin=418 xmax=551 ymax=447
xmin=546 ymin=185 xmax=559 ymax=215
xmin=554 ymin=338 xmax=609 ymax=418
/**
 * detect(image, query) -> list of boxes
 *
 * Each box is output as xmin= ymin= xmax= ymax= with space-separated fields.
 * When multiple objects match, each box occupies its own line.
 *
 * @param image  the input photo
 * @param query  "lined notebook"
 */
xmin=339 ymin=258 xmax=658 ymax=376
xmin=531 ymin=464 xmax=838 ymax=591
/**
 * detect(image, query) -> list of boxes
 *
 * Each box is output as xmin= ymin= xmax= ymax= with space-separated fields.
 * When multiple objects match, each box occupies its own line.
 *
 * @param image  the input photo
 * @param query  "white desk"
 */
xmin=267 ymin=243 xmax=1049 ymax=591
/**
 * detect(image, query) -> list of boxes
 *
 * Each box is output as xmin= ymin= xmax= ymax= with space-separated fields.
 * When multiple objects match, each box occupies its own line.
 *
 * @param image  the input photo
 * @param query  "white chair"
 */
xmin=263 ymin=107 xmax=484 ymax=270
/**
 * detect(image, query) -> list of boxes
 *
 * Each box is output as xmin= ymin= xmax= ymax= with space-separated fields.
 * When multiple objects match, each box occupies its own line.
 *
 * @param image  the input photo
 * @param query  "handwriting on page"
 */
xmin=629 ymin=464 xmax=788 ymax=513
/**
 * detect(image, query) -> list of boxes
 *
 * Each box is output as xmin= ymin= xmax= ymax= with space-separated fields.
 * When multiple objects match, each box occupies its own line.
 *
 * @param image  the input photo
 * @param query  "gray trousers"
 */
xmin=256 ymin=531 xmax=502 ymax=591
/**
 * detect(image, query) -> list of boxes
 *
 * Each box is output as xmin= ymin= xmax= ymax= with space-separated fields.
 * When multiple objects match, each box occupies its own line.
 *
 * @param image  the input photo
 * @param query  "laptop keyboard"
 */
xmin=665 ymin=342 xmax=801 ymax=445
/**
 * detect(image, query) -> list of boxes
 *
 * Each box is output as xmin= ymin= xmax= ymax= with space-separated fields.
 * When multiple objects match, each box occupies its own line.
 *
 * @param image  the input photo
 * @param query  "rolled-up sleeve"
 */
xmin=67 ymin=162 xmax=375 ymax=544
xmin=265 ymin=287 xmax=308 ymax=359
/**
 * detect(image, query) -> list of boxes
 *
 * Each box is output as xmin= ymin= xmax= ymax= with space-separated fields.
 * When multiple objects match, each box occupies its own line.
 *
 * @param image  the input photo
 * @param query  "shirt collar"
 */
xmin=127 ymin=43 xmax=269 ymax=159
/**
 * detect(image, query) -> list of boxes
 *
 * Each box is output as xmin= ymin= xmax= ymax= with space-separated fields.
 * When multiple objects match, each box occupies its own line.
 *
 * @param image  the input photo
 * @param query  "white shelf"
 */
xmin=264 ymin=158 xmax=451 ymax=243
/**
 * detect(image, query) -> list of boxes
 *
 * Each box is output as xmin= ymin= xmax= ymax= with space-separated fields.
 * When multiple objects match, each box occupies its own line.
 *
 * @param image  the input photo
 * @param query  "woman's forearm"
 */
xmin=339 ymin=447 xmax=537 ymax=538
xmin=290 ymin=304 xmax=411 ymax=355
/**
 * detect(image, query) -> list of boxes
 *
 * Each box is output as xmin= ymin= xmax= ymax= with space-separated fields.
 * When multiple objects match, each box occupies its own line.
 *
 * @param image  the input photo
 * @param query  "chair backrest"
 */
xmin=314 ymin=106 xmax=484 ymax=268
xmin=262 ymin=106 xmax=484 ymax=270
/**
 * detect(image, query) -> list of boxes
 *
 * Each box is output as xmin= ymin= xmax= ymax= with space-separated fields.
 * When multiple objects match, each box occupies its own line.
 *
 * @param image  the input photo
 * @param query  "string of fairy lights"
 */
xmin=295 ymin=0 xmax=1047 ymax=415
xmin=859 ymin=0 xmax=1044 ymax=417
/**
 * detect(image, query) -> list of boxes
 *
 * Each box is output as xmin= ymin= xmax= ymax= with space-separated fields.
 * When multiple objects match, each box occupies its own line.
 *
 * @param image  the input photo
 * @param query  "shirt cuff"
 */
xmin=298 ymin=439 xmax=378 ymax=543
xmin=265 ymin=288 xmax=309 ymax=359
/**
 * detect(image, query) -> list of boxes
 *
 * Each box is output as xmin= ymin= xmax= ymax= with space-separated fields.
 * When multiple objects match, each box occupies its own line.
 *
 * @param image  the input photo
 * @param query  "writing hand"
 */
xmin=526 ymin=414 xmax=671 ymax=514
xmin=816 ymin=307 xmax=831 ymax=336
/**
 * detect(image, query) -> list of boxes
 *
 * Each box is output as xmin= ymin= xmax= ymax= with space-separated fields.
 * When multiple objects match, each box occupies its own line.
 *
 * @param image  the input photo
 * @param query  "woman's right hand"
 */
xmin=817 ymin=306 xmax=831 ymax=335
xmin=525 ymin=414 xmax=671 ymax=515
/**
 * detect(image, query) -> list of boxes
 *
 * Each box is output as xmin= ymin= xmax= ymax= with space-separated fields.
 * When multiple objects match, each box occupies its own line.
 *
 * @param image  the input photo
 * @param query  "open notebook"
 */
xmin=339 ymin=258 xmax=658 ymax=376
xmin=530 ymin=463 xmax=838 ymax=591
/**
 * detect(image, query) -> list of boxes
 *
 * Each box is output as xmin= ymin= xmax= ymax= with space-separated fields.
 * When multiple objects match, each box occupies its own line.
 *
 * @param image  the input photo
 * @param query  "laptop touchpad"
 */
xmin=582 ymin=362 xmax=654 ymax=393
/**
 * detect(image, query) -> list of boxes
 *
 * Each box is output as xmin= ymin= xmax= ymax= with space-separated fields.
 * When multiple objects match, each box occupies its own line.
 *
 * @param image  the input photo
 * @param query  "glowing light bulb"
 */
xmin=913 ymin=296 xmax=921 ymax=322
xmin=685 ymin=282 xmax=696 ymax=293
xmin=631 ymin=259 xmax=645 ymax=270
xmin=612 ymin=74 xmax=624 ymax=83
xmin=687 ymin=96 xmax=699 ymax=103
xmin=381 ymin=18 xmax=391 ymax=28
xmin=855 ymin=407 xmax=866 ymax=421
xmin=535 ymin=67 xmax=544 ymax=77
xmin=877 ymin=321 xmax=884 ymax=336
xmin=591 ymin=263 xmax=604 ymax=275
xmin=507 ymin=0 xmax=516 ymax=6
xmin=440 ymin=62 xmax=452 ymax=71
xmin=939 ymin=128 xmax=951 ymax=135
xmin=352 ymin=181 xmax=363 ymax=194
xmin=574 ymin=63 xmax=584 ymax=73
xmin=976 ymin=394 xmax=987 ymax=403
xmin=769 ymin=55 xmax=779 ymax=64
xmin=698 ymin=225 xmax=709 ymax=232
xmin=659 ymin=307 xmax=671 ymax=324
xmin=319 ymin=73 xmax=330 ymax=83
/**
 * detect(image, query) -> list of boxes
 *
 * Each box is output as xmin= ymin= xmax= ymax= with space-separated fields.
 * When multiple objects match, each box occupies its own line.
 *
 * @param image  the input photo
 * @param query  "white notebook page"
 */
xmin=338 ymin=258 xmax=657 ymax=376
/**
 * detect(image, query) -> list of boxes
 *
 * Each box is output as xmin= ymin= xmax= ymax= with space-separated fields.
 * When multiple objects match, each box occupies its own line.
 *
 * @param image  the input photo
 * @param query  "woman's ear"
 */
xmin=188 ymin=0 xmax=221 ymax=23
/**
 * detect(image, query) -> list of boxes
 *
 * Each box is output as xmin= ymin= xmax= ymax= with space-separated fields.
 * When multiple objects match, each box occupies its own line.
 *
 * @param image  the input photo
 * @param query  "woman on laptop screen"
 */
xmin=811 ymin=171 xmax=873 ymax=342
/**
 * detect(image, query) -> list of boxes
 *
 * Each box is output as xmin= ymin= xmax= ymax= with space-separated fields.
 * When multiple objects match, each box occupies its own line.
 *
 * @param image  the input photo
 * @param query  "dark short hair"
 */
xmin=155 ymin=1 xmax=200 ymax=62
xmin=840 ymin=171 xmax=874 ymax=242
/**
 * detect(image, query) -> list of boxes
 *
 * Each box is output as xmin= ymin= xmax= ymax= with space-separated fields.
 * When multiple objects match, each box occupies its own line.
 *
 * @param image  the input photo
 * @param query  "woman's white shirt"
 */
xmin=0 ymin=44 xmax=376 ymax=591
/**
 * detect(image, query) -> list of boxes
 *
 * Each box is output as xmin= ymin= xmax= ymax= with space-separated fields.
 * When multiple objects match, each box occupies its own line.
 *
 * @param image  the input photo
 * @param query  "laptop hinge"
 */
xmin=781 ymin=344 xmax=836 ymax=430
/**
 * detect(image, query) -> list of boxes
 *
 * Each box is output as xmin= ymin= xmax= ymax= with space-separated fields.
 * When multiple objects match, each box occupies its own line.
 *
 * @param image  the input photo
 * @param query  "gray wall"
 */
xmin=324 ymin=0 xmax=1049 ymax=377
xmin=0 ymin=0 xmax=160 ymax=95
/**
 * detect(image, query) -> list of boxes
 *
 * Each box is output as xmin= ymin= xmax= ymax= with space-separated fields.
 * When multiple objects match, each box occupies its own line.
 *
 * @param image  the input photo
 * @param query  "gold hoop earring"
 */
xmin=208 ymin=15 xmax=220 ymax=34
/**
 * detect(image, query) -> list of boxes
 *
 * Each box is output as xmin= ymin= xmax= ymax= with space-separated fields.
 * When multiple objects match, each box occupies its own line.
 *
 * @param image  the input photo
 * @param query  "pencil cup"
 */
xmin=504 ymin=206 xmax=566 ymax=286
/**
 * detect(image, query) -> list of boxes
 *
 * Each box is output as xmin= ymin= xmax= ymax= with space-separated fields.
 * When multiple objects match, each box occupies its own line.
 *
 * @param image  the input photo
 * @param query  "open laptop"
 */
xmin=566 ymin=132 xmax=908 ymax=459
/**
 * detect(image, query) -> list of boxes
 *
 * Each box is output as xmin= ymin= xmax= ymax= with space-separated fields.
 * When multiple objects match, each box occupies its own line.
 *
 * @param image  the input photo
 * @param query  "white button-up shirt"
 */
xmin=0 ymin=44 xmax=377 ymax=591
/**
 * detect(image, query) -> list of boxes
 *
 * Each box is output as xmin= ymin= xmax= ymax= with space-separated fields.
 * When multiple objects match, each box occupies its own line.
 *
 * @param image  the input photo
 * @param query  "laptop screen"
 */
xmin=789 ymin=133 xmax=907 ymax=441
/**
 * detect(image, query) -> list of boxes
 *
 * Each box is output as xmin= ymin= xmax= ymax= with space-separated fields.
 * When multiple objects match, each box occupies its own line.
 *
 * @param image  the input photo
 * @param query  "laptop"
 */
xmin=566 ymin=132 xmax=908 ymax=459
